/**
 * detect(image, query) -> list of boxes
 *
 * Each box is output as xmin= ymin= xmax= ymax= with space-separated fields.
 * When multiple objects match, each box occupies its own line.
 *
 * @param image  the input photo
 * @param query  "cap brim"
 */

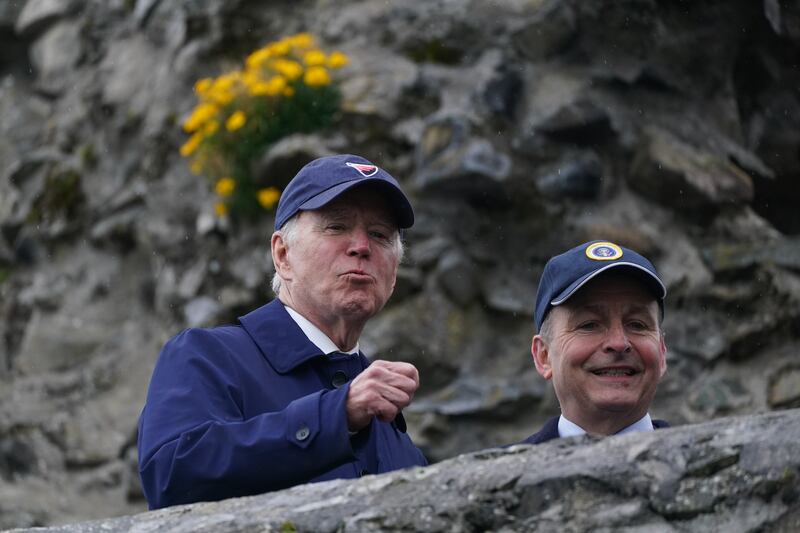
xmin=551 ymin=262 xmax=667 ymax=306
xmin=298 ymin=177 xmax=415 ymax=228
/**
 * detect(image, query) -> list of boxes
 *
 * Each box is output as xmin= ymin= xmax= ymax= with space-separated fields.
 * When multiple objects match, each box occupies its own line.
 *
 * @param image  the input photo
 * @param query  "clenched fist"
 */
xmin=346 ymin=360 xmax=419 ymax=431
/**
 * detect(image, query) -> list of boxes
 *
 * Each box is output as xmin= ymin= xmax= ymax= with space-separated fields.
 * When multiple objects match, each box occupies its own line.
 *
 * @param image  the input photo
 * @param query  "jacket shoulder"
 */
xmin=521 ymin=416 xmax=560 ymax=445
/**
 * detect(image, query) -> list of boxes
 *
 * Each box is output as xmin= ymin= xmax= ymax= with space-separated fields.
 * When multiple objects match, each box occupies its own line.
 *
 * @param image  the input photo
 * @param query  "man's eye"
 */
xmin=578 ymin=322 xmax=599 ymax=331
xmin=628 ymin=321 xmax=648 ymax=331
xmin=369 ymin=230 xmax=388 ymax=240
xmin=326 ymin=224 xmax=346 ymax=231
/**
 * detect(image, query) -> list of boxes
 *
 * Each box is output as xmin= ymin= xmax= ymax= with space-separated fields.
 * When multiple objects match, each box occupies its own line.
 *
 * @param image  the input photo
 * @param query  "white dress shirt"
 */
xmin=558 ymin=413 xmax=655 ymax=438
xmin=284 ymin=305 xmax=360 ymax=355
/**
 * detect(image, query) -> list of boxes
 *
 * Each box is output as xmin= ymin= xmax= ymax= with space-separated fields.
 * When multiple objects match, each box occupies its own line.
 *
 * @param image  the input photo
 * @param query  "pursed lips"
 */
xmin=340 ymin=269 xmax=373 ymax=281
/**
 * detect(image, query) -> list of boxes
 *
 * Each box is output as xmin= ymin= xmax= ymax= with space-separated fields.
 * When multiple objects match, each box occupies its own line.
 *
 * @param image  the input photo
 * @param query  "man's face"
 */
xmin=277 ymin=186 xmax=400 ymax=327
xmin=532 ymin=272 xmax=667 ymax=432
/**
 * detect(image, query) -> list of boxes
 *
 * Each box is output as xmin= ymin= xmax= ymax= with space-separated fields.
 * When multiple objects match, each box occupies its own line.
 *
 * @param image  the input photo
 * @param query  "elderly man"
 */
xmin=138 ymin=154 xmax=426 ymax=509
xmin=522 ymin=241 xmax=669 ymax=444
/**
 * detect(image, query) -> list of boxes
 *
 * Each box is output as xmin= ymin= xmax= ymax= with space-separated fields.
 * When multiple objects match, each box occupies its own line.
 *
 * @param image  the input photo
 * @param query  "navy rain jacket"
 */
xmin=137 ymin=299 xmax=427 ymax=509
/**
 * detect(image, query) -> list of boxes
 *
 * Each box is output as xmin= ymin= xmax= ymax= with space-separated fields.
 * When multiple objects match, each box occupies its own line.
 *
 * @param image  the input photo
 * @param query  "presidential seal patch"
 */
xmin=585 ymin=241 xmax=623 ymax=261
xmin=346 ymin=161 xmax=379 ymax=177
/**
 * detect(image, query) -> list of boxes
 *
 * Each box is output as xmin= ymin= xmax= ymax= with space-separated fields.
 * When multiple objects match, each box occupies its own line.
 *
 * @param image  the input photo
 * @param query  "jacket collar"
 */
xmin=239 ymin=299 xmax=325 ymax=373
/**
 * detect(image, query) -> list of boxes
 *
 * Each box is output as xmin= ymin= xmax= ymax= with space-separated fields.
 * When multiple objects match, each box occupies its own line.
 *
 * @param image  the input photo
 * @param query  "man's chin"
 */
xmin=590 ymin=396 xmax=642 ymax=414
xmin=337 ymin=298 xmax=383 ymax=320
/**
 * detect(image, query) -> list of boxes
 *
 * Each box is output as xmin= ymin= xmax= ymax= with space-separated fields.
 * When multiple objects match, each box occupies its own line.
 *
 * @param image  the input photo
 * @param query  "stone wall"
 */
xmin=15 ymin=409 xmax=800 ymax=532
xmin=1 ymin=0 xmax=800 ymax=527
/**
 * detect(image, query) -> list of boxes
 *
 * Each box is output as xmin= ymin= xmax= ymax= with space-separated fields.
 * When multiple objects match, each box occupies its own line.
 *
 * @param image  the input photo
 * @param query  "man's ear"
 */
xmin=532 ymin=335 xmax=553 ymax=380
xmin=271 ymin=231 xmax=291 ymax=282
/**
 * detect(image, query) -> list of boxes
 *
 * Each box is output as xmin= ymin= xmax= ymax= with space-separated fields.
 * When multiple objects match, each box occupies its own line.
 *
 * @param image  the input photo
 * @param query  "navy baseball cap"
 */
xmin=534 ymin=240 xmax=667 ymax=331
xmin=274 ymin=154 xmax=415 ymax=230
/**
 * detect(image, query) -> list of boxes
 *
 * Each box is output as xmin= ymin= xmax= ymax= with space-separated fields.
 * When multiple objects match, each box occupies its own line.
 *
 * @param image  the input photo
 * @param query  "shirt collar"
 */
xmin=558 ymin=413 xmax=654 ymax=438
xmin=284 ymin=305 xmax=359 ymax=355
xmin=238 ymin=300 xmax=324 ymax=374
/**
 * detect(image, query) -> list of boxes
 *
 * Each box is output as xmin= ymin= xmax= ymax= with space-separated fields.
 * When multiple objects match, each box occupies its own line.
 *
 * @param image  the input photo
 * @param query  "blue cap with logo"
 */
xmin=534 ymin=240 xmax=667 ymax=331
xmin=274 ymin=154 xmax=415 ymax=231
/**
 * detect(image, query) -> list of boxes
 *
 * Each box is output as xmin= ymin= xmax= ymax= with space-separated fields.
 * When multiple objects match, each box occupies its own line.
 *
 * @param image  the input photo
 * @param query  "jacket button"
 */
xmin=331 ymin=370 xmax=348 ymax=388
xmin=295 ymin=426 xmax=310 ymax=441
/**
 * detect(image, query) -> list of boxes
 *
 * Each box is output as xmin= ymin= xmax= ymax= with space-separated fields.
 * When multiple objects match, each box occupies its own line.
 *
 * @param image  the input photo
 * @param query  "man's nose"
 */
xmin=346 ymin=227 xmax=371 ymax=257
xmin=604 ymin=321 xmax=632 ymax=354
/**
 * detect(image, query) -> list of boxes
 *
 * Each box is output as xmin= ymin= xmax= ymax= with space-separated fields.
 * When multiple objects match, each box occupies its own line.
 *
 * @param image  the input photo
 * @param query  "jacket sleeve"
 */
xmin=137 ymin=329 xmax=355 ymax=509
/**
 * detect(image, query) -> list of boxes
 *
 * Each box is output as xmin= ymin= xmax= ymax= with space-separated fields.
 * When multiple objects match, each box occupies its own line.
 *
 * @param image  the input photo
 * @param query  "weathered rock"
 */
xmin=29 ymin=20 xmax=83 ymax=95
xmin=515 ymin=67 xmax=590 ymax=152
xmin=663 ymin=310 xmax=728 ymax=363
xmin=14 ymin=0 xmax=76 ymax=37
xmin=182 ymin=296 xmax=221 ymax=328
xmin=480 ymin=61 xmax=523 ymax=120
xmin=511 ymin=0 xmax=577 ymax=61
xmin=535 ymin=152 xmax=603 ymax=200
xmin=251 ymin=134 xmax=336 ymax=191
xmin=407 ymin=235 xmax=453 ymax=269
xmin=630 ymin=126 xmax=754 ymax=212
xmin=435 ymin=249 xmax=480 ymax=306
xmin=15 ymin=409 xmax=800 ymax=533
xmin=409 ymin=373 xmax=543 ymax=418
xmin=390 ymin=265 xmax=423 ymax=303
xmin=99 ymin=34 xmax=178 ymax=135
xmin=14 ymin=310 xmax=110 ymax=374
xmin=338 ymin=47 xmax=418 ymax=120
xmin=414 ymin=114 xmax=511 ymax=201
xmin=703 ymin=237 xmax=800 ymax=274
xmin=764 ymin=0 xmax=800 ymax=42
xmin=480 ymin=262 xmax=539 ymax=317
xmin=710 ymin=206 xmax=783 ymax=244
xmin=0 ymin=0 xmax=25 ymax=28
xmin=0 ymin=78 xmax=51 ymax=180
xmin=688 ymin=376 xmax=752 ymax=417
xmin=534 ymin=100 xmax=615 ymax=145
xmin=769 ymin=366 xmax=800 ymax=409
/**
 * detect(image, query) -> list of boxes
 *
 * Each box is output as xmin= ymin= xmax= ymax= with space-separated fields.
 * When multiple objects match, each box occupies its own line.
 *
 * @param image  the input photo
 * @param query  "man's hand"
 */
xmin=346 ymin=360 xmax=419 ymax=432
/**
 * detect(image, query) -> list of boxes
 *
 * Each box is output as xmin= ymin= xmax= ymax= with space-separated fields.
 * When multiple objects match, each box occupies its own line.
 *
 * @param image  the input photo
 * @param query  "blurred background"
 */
xmin=1 ymin=0 xmax=799 ymax=527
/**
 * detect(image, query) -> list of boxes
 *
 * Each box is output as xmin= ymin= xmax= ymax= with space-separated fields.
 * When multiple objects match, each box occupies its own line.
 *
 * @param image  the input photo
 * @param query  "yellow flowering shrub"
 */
xmin=180 ymin=33 xmax=349 ymax=218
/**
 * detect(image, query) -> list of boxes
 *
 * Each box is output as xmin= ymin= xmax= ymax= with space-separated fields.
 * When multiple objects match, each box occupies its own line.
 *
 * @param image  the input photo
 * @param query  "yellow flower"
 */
xmin=243 ymin=69 xmax=262 ymax=91
xmin=225 ymin=110 xmax=247 ymax=131
xmin=215 ymin=177 xmax=236 ymax=197
xmin=183 ymin=103 xmax=218 ymax=132
xmin=268 ymin=40 xmax=291 ymax=56
xmin=327 ymin=51 xmax=348 ymax=69
xmin=270 ymin=59 xmax=303 ymax=80
xmin=246 ymin=48 xmax=272 ymax=70
xmin=179 ymin=132 xmax=203 ymax=157
xmin=288 ymin=33 xmax=315 ymax=49
xmin=203 ymin=120 xmax=219 ymax=135
xmin=252 ymin=75 xmax=287 ymax=97
xmin=283 ymin=86 xmax=295 ymax=97
xmin=303 ymin=50 xmax=327 ymax=67
xmin=304 ymin=66 xmax=331 ymax=87
xmin=257 ymin=187 xmax=281 ymax=209
xmin=194 ymin=78 xmax=213 ymax=96
xmin=214 ymin=202 xmax=228 ymax=217
xmin=208 ymin=71 xmax=241 ymax=105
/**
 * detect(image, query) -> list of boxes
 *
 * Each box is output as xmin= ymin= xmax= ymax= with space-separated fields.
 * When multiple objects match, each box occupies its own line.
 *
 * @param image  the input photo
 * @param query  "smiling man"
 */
xmin=137 ymin=155 xmax=426 ymax=509
xmin=522 ymin=241 xmax=669 ymax=444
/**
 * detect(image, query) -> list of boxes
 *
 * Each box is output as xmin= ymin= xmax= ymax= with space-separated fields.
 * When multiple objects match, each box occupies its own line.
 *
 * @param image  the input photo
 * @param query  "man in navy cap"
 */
xmin=138 ymin=154 xmax=426 ymax=509
xmin=522 ymin=241 xmax=669 ymax=444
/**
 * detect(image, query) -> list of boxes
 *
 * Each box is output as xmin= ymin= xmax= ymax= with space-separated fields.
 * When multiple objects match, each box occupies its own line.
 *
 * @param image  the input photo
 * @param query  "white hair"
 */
xmin=271 ymin=213 xmax=405 ymax=295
